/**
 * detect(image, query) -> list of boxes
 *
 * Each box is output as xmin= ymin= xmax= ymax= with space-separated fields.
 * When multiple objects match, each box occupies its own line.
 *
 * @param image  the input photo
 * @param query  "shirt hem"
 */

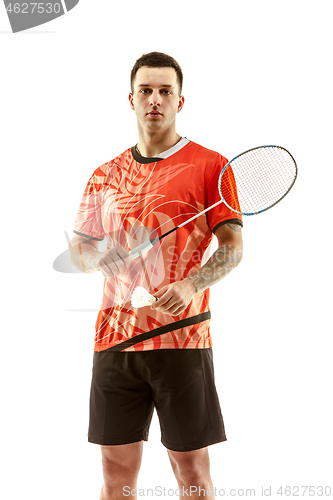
xmin=94 ymin=339 xmax=213 ymax=353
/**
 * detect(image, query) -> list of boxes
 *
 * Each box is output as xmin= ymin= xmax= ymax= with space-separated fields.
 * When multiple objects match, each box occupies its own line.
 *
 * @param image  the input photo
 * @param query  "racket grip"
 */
xmin=128 ymin=238 xmax=159 ymax=261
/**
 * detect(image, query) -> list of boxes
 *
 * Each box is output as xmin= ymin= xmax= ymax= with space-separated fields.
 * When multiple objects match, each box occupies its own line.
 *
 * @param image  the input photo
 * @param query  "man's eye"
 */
xmin=140 ymin=89 xmax=171 ymax=95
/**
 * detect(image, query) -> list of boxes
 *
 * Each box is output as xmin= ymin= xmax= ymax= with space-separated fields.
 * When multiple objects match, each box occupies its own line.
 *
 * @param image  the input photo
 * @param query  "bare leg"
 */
xmin=99 ymin=441 xmax=144 ymax=500
xmin=167 ymin=447 xmax=215 ymax=499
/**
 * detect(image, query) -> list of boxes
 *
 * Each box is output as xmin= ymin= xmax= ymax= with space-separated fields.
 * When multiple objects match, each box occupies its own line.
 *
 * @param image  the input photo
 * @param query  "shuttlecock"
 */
xmin=131 ymin=286 xmax=157 ymax=308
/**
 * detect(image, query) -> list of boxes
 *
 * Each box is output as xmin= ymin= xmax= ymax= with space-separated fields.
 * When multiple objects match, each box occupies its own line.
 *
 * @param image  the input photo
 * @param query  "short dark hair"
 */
xmin=130 ymin=52 xmax=183 ymax=95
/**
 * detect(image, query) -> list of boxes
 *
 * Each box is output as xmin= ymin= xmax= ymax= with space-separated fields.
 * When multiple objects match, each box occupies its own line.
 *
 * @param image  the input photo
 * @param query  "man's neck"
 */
xmin=136 ymin=130 xmax=182 ymax=158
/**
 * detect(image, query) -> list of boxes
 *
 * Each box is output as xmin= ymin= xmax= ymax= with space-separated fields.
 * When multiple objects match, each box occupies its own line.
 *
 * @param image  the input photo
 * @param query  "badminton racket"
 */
xmin=128 ymin=145 xmax=297 ymax=260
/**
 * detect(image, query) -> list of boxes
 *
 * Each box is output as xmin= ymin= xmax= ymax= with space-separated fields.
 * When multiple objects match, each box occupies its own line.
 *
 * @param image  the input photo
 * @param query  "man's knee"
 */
xmin=175 ymin=462 xmax=208 ymax=486
xmin=102 ymin=455 xmax=139 ymax=479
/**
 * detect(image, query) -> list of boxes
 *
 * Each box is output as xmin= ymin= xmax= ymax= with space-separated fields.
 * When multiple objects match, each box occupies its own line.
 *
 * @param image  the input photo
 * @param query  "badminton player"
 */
xmin=69 ymin=52 xmax=243 ymax=500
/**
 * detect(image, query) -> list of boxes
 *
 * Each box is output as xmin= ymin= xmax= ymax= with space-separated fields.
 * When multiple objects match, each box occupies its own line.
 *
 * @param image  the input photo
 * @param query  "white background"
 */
xmin=1 ymin=1 xmax=332 ymax=498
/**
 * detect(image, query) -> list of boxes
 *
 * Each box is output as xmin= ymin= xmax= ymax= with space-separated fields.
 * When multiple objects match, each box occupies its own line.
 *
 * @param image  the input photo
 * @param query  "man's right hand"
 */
xmin=69 ymin=235 xmax=131 ymax=277
xmin=87 ymin=247 xmax=131 ymax=278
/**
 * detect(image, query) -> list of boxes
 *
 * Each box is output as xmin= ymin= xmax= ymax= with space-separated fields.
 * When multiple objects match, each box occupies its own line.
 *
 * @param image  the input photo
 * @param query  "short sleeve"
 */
xmin=73 ymin=169 xmax=105 ymax=241
xmin=205 ymin=154 xmax=243 ymax=233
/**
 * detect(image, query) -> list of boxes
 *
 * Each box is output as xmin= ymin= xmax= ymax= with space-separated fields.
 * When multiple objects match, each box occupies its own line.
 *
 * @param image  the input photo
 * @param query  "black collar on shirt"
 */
xmin=131 ymin=146 xmax=164 ymax=164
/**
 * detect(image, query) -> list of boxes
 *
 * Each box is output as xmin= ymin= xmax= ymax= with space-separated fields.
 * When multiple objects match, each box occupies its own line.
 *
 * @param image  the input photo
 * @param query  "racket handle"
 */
xmin=128 ymin=238 xmax=159 ymax=261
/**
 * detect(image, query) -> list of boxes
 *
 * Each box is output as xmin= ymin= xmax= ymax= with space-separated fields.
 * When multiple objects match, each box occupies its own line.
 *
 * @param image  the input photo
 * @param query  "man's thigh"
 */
xmin=167 ymin=446 xmax=210 ymax=471
xmin=101 ymin=441 xmax=144 ymax=470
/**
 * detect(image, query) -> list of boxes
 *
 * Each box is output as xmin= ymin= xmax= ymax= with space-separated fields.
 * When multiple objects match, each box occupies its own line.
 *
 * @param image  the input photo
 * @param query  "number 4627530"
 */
xmin=6 ymin=3 xmax=61 ymax=14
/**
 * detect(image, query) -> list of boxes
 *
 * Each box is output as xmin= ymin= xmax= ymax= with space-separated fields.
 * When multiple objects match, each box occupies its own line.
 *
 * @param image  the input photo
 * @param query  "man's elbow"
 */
xmin=219 ymin=239 xmax=243 ymax=266
xmin=236 ymin=245 xmax=243 ymax=265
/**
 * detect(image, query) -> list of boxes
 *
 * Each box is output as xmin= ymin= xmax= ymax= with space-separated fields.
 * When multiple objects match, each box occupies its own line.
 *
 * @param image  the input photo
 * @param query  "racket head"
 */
xmin=218 ymin=145 xmax=297 ymax=216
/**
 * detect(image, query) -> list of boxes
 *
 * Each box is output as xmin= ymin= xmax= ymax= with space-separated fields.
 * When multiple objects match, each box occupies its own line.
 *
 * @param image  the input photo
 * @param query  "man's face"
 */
xmin=129 ymin=66 xmax=184 ymax=133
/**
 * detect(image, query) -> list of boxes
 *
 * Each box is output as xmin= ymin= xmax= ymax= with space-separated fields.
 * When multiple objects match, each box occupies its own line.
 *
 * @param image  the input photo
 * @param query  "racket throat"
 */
xmin=128 ymin=237 xmax=160 ymax=260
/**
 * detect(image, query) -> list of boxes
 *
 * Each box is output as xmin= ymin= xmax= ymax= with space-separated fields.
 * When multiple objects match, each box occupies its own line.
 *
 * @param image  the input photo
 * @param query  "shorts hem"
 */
xmin=88 ymin=434 xmax=148 ymax=446
xmin=161 ymin=435 xmax=227 ymax=452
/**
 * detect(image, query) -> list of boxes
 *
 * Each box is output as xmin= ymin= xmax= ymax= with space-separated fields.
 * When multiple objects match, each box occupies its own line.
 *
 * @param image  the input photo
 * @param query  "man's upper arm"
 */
xmin=214 ymin=222 xmax=243 ymax=249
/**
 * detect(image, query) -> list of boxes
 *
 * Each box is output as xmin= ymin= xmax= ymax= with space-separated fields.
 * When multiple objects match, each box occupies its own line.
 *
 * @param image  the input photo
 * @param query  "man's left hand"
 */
xmin=151 ymin=279 xmax=196 ymax=316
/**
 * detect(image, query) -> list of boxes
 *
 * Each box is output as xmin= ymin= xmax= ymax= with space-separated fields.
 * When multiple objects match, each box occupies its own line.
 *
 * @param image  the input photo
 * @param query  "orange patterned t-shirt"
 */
xmin=74 ymin=139 xmax=242 ymax=352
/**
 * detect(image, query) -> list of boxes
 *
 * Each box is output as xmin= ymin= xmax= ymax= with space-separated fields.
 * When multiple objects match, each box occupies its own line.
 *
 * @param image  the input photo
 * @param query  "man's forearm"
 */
xmin=69 ymin=241 xmax=99 ymax=274
xmin=185 ymin=243 xmax=243 ymax=293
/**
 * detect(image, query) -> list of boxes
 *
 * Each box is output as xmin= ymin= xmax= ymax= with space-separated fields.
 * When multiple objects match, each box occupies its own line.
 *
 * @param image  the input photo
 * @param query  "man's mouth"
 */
xmin=148 ymin=111 xmax=162 ymax=117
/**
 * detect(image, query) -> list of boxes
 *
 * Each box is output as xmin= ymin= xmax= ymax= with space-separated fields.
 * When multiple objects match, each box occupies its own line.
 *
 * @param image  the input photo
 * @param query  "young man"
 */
xmin=69 ymin=52 xmax=243 ymax=500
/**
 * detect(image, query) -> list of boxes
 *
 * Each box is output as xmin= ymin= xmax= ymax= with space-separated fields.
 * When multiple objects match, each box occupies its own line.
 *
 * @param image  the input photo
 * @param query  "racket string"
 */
xmin=220 ymin=146 xmax=297 ymax=214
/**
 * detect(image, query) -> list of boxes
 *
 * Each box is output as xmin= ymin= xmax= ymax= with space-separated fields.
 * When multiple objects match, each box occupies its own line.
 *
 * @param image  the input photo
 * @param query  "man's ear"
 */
xmin=177 ymin=95 xmax=185 ymax=113
xmin=129 ymin=93 xmax=135 ymax=110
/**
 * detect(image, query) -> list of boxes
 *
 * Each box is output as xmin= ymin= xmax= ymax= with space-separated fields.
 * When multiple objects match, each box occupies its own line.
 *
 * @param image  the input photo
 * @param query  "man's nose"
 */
xmin=149 ymin=90 xmax=161 ymax=106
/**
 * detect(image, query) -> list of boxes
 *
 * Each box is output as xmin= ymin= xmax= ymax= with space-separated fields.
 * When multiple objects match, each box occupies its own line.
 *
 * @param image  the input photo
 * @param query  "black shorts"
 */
xmin=88 ymin=348 xmax=227 ymax=452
